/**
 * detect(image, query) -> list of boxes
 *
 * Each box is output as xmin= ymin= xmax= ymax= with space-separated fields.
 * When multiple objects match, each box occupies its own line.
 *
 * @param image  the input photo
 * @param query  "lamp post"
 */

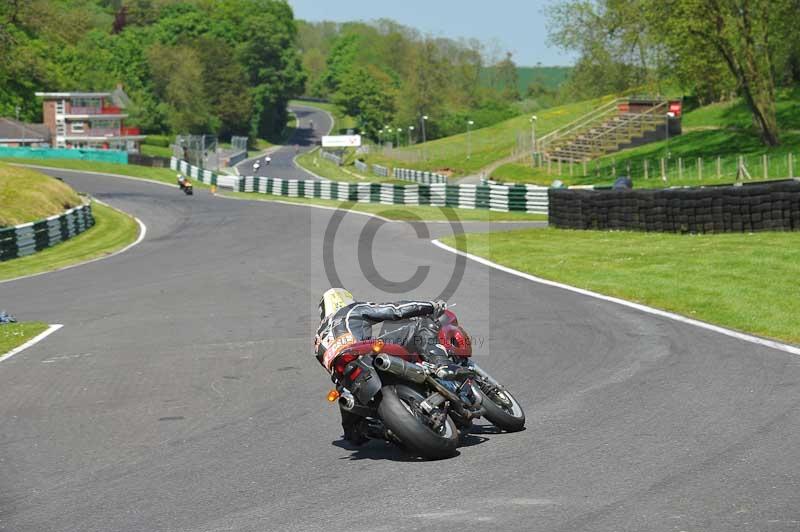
xmin=530 ymin=115 xmax=538 ymax=167
xmin=421 ymin=115 xmax=428 ymax=160
xmin=408 ymin=125 xmax=415 ymax=146
xmin=378 ymin=129 xmax=383 ymax=147
xmin=467 ymin=120 xmax=474 ymax=160
xmin=395 ymin=126 xmax=401 ymax=147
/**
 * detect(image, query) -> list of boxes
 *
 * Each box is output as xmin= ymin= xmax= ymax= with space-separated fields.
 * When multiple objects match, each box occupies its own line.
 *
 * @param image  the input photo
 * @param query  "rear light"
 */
xmin=333 ymin=353 xmax=358 ymax=375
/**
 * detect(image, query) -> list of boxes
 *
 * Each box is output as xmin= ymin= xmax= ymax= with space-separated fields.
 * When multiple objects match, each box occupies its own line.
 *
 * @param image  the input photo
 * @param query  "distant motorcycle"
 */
xmin=177 ymin=175 xmax=193 ymax=195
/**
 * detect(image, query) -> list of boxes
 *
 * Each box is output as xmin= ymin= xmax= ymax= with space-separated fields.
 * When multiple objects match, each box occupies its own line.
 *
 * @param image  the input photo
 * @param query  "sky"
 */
xmin=287 ymin=0 xmax=577 ymax=67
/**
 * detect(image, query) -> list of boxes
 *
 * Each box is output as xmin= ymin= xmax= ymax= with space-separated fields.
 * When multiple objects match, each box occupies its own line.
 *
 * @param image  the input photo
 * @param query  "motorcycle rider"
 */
xmin=314 ymin=288 xmax=449 ymax=444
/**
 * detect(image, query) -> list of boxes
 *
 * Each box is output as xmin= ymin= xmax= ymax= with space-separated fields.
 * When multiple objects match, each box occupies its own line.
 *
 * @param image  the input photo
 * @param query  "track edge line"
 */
xmin=430 ymin=239 xmax=800 ymax=356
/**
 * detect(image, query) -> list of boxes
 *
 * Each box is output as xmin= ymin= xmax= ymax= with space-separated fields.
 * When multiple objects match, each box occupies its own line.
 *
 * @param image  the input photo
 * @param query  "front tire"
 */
xmin=378 ymin=384 xmax=458 ymax=459
xmin=479 ymin=385 xmax=526 ymax=432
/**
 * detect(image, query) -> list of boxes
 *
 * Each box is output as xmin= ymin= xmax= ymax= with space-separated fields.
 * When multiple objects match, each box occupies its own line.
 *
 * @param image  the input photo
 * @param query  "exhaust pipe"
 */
xmin=338 ymin=391 xmax=355 ymax=411
xmin=373 ymin=354 xmax=427 ymax=384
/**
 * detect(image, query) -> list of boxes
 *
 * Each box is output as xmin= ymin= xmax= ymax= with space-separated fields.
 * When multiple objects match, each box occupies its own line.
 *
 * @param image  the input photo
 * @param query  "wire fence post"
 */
xmin=717 ymin=156 xmax=721 ymax=179
xmin=558 ymin=159 xmax=562 ymax=176
xmin=547 ymin=158 xmax=551 ymax=175
xmin=583 ymin=160 xmax=587 ymax=176
xmin=698 ymin=157 xmax=702 ymax=180
xmin=763 ymin=154 xmax=768 ymax=180
xmin=570 ymin=160 xmax=574 ymax=177
xmin=660 ymin=158 xmax=666 ymax=181
xmin=644 ymin=159 xmax=649 ymax=180
xmin=678 ymin=157 xmax=683 ymax=180
xmin=790 ymin=153 xmax=794 ymax=179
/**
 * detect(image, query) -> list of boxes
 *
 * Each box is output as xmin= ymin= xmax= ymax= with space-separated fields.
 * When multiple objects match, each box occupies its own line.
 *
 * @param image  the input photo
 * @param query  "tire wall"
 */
xmin=548 ymin=180 xmax=800 ymax=233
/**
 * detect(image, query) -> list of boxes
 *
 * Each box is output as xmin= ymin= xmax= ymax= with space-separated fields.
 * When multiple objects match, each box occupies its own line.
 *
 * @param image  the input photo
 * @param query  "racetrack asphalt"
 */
xmin=235 ymin=104 xmax=332 ymax=180
xmin=1 ymin=168 xmax=799 ymax=532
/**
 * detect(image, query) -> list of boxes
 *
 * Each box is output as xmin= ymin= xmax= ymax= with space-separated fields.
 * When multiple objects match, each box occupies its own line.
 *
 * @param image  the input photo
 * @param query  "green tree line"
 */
xmin=547 ymin=0 xmax=800 ymax=146
xmin=0 ymin=0 xmax=305 ymax=140
xmin=297 ymin=19 xmax=543 ymax=142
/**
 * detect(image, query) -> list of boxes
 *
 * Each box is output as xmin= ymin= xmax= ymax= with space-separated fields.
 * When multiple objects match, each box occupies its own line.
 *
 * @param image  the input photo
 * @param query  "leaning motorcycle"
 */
xmin=325 ymin=308 xmax=525 ymax=459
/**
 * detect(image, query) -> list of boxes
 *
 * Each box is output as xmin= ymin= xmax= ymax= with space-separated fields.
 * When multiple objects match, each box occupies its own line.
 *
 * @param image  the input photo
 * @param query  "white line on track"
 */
xmin=431 ymin=239 xmax=800 ymax=357
xmin=0 ymin=206 xmax=147 ymax=285
xmin=0 ymin=324 xmax=63 ymax=363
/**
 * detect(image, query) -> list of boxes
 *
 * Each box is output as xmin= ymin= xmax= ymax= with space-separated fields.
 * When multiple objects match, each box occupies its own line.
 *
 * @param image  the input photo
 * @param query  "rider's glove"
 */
xmin=431 ymin=300 xmax=447 ymax=316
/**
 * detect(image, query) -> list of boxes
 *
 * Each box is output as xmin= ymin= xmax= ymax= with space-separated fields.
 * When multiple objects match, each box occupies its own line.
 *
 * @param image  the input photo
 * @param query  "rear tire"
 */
xmin=479 ymin=386 xmax=526 ymax=432
xmin=378 ymin=384 xmax=458 ymax=459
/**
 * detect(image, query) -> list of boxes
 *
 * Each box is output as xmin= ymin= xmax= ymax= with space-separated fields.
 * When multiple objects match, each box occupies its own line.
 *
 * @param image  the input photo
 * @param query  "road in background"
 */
xmin=1 ymin=171 xmax=799 ymax=531
xmin=236 ymin=104 xmax=332 ymax=180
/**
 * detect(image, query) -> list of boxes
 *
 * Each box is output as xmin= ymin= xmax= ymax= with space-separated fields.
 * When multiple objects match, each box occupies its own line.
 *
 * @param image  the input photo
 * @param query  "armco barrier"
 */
xmin=373 ymin=164 xmax=389 ymax=177
xmin=172 ymin=158 xmax=548 ymax=214
xmin=321 ymin=150 xmax=343 ymax=165
xmin=392 ymin=167 xmax=447 ymax=184
xmin=0 ymin=202 xmax=94 ymax=262
xmin=354 ymin=160 xmax=369 ymax=173
xmin=548 ymin=179 xmax=800 ymax=233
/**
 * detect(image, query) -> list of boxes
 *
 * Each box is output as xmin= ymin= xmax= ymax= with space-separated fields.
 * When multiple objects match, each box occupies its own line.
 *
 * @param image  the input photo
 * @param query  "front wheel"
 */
xmin=478 ymin=384 xmax=526 ymax=432
xmin=378 ymin=384 xmax=458 ymax=459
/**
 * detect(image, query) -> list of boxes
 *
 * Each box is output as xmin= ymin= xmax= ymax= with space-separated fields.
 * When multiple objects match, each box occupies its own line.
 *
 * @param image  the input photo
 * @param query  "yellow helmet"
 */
xmin=319 ymin=288 xmax=354 ymax=321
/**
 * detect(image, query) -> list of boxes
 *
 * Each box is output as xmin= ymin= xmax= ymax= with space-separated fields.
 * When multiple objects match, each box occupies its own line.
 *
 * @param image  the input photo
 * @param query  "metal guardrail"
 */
xmin=321 ymin=150 xmax=343 ymax=165
xmin=0 ymin=201 xmax=94 ymax=262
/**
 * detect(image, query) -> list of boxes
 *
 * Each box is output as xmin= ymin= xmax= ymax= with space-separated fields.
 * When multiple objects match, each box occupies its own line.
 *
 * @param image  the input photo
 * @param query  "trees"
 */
xmin=547 ymin=0 xmax=796 ymax=146
xmin=332 ymin=65 xmax=396 ymax=138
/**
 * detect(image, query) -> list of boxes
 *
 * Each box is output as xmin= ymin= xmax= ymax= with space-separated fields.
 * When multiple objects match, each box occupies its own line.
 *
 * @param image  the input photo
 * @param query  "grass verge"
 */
xmin=0 ymin=159 xmax=196 ymax=188
xmin=442 ymin=228 xmax=800 ymax=344
xmin=295 ymin=149 xmax=406 ymax=184
xmin=0 ymin=162 xmax=83 ymax=226
xmin=0 ymin=201 xmax=140 ymax=281
xmin=0 ymin=322 xmax=49 ymax=355
xmin=217 ymin=190 xmax=547 ymax=222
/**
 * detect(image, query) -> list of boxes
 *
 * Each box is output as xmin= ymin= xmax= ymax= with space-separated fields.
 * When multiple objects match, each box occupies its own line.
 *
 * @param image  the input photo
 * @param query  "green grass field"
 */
xmin=0 ymin=201 xmax=140 ymax=281
xmin=0 ymin=159 xmax=198 ymax=188
xmin=442 ymin=228 xmax=800 ymax=344
xmin=365 ymin=95 xmax=618 ymax=177
xmin=0 ymin=162 xmax=83 ymax=226
xmin=295 ymin=149 xmax=408 ymax=184
xmin=218 ymin=190 xmax=547 ymax=222
xmin=0 ymin=322 xmax=49 ymax=355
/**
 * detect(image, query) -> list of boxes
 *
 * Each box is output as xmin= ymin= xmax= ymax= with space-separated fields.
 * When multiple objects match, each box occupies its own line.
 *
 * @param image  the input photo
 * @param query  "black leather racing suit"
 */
xmin=315 ymin=300 xmax=448 ymax=370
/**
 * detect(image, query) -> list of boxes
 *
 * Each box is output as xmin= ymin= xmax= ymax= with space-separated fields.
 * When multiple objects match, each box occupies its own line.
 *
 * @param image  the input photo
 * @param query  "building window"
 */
xmin=71 ymin=121 xmax=85 ymax=133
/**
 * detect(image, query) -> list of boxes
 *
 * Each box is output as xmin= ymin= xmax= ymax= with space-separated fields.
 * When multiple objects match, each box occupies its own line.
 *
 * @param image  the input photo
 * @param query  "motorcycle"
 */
xmin=178 ymin=178 xmax=193 ymax=195
xmin=326 ymin=308 xmax=525 ymax=459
